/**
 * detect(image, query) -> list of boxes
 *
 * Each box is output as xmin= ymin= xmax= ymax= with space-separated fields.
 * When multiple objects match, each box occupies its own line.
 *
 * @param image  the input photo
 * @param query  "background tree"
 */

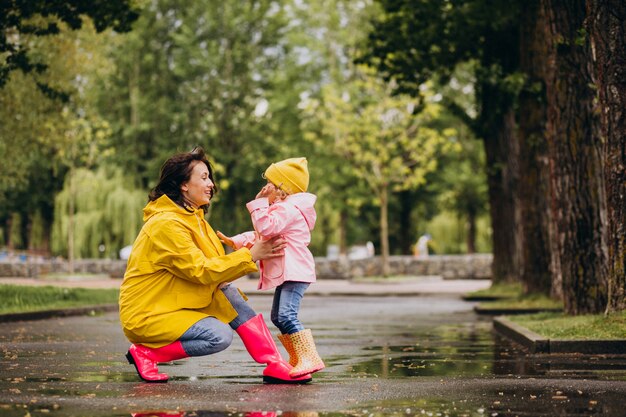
xmin=98 ymin=0 xmax=304 ymax=234
xmin=362 ymin=0 xmax=523 ymax=283
xmin=0 ymin=16 xmax=121 ymax=258
xmin=517 ymin=0 xmax=554 ymax=297
xmin=309 ymin=67 xmax=455 ymax=275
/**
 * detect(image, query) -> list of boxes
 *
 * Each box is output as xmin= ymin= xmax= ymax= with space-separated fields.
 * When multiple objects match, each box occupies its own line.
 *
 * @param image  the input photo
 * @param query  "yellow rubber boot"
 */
xmin=288 ymin=329 xmax=325 ymax=378
xmin=277 ymin=333 xmax=298 ymax=366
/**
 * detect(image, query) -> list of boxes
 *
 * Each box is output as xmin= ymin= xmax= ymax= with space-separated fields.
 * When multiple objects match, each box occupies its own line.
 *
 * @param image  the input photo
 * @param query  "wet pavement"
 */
xmin=1 ymin=294 xmax=626 ymax=417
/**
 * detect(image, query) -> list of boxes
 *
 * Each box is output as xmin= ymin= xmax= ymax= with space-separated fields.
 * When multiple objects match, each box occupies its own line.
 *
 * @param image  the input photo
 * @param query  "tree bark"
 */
xmin=586 ymin=0 xmax=626 ymax=313
xmin=482 ymin=105 xmax=521 ymax=283
xmin=517 ymin=0 xmax=554 ymax=296
xmin=544 ymin=0 xmax=608 ymax=314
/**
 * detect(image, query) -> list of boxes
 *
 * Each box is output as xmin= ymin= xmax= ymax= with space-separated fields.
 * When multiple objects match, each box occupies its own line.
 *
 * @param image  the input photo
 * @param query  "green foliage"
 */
xmin=425 ymin=210 xmax=491 ymax=254
xmin=9 ymin=213 xmax=23 ymax=249
xmin=309 ymin=67 xmax=456 ymax=200
xmin=28 ymin=210 xmax=46 ymax=250
xmin=51 ymin=167 xmax=145 ymax=258
xmin=2 ymin=0 xmax=490 ymax=259
xmin=0 ymin=284 xmax=119 ymax=314
xmin=0 ymin=0 xmax=140 ymax=89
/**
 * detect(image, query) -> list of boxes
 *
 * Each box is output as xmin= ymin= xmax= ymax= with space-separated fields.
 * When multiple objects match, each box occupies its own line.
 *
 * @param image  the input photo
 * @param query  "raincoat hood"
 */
xmin=143 ymin=195 xmax=202 ymax=222
xmin=285 ymin=192 xmax=317 ymax=231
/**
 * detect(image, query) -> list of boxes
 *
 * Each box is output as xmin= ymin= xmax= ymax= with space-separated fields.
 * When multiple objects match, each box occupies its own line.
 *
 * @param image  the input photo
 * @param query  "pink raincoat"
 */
xmin=231 ymin=193 xmax=317 ymax=290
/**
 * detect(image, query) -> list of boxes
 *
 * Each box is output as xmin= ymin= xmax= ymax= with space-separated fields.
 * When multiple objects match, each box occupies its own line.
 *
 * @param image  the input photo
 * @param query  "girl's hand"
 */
xmin=256 ymin=183 xmax=274 ymax=199
xmin=216 ymin=231 xmax=236 ymax=250
xmin=249 ymin=234 xmax=286 ymax=262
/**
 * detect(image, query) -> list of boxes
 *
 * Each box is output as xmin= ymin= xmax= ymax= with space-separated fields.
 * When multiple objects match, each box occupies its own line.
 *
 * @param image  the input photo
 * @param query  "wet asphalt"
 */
xmin=1 ymin=293 xmax=626 ymax=417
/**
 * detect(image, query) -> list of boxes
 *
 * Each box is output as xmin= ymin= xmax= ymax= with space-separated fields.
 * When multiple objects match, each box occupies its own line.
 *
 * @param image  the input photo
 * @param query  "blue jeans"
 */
xmin=179 ymin=284 xmax=256 ymax=357
xmin=270 ymin=281 xmax=310 ymax=335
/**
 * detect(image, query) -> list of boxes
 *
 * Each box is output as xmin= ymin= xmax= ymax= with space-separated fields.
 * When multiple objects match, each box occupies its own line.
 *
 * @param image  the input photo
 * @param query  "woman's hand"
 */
xmin=216 ymin=231 xmax=236 ymax=250
xmin=249 ymin=234 xmax=287 ymax=262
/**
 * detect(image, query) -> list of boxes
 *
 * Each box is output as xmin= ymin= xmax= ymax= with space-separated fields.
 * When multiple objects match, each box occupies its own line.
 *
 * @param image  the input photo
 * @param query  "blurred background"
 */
xmin=0 ymin=0 xmax=491 ymax=263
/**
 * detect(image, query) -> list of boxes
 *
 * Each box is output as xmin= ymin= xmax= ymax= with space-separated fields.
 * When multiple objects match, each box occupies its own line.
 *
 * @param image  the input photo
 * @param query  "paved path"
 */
xmin=1 ymin=288 xmax=626 ymax=417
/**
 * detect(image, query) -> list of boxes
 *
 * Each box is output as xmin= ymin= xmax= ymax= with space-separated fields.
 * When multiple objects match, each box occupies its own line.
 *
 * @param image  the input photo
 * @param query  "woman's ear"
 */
xmin=181 ymin=183 xmax=189 ymax=192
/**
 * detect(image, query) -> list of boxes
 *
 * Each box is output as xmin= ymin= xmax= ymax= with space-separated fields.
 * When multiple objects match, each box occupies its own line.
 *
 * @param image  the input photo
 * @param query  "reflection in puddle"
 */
xmin=350 ymin=322 xmax=626 ymax=381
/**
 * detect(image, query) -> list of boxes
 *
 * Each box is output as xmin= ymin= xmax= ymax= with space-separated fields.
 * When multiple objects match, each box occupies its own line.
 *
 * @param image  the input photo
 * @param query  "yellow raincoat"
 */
xmin=119 ymin=195 xmax=258 ymax=348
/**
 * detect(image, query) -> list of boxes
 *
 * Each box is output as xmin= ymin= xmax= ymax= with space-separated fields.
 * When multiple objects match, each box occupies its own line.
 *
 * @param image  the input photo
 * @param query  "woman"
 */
xmin=119 ymin=147 xmax=311 ymax=384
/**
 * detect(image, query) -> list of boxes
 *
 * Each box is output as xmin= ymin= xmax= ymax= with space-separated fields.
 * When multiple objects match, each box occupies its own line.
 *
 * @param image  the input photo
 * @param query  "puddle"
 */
xmin=349 ymin=322 xmax=626 ymax=381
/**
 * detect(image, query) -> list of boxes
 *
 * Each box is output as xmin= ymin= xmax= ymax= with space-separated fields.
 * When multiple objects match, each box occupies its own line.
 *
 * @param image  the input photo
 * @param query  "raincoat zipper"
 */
xmin=195 ymin=213 xmax=205 ymax=237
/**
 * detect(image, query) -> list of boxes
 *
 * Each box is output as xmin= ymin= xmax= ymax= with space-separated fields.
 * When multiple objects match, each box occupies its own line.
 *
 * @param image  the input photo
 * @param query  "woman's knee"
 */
xmin=181 ymin=318 xmax=234 ymax=356
xmin=211 ymin=327 xmax=233 ymax=352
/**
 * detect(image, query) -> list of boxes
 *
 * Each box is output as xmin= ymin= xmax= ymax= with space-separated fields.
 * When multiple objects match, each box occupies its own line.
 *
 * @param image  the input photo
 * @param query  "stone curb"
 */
xmin=475 ymin=306 xmax=562 ymax=315
xmin=0 ymin=304 xmax=118 ymax=323
xmin=462 ymin=295 xmax=509 ymax=302
xmin=493 ymin=316 xmax=626 ymax=354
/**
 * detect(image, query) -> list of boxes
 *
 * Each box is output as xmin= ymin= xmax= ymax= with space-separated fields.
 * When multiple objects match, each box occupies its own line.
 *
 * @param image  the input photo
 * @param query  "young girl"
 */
xmin=217 ymin=157 xmax=325 ymax=378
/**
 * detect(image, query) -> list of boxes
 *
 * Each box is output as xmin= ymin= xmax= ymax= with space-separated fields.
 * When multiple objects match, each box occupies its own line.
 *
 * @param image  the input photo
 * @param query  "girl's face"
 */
xmin=181 ymin=161 xmax=214 ymax=208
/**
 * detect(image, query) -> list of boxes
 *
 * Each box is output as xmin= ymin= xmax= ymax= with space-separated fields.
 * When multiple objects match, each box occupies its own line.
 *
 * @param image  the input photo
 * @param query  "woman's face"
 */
xmin=181 ymin=161 xmax=214 ymax=209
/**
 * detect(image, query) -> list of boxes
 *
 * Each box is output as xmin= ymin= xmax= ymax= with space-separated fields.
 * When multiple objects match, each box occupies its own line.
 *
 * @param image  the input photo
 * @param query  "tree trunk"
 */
xmin=587 ymin=0 xmax=626 ymax=313
xmin=466 ymin=207 xmax=476 ymax=254
xmin=477 ymin=25 xmax=522 ymax=284
xmin=482 ymin=105 xmax=521 ymax=283
xmin=380 ymin=185 xmax=390 ymax=277
xmin=339 ymin=208 xmax=348 ymax=256
xmin=68 ymin=169 xmax=75 ymax=274
xmin=544 ymin=0 xmax=608 ymax=315
xmin=517 ymin=0 xmax=553 ymax=296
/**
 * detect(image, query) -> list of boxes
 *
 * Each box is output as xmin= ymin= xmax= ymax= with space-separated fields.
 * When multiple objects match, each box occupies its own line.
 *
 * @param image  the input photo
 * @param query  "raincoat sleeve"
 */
xmin=246 ymin=198 xmax=298 ymax=238
xmin=150 ymin=219 xmax=258 ymax=286
xmin=230 ymin=231 xmax=256 ymax=249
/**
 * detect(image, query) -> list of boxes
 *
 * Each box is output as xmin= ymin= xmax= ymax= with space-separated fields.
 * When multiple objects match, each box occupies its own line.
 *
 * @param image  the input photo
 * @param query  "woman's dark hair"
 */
xmin=149 ymin=146 xmax=218 ymax=212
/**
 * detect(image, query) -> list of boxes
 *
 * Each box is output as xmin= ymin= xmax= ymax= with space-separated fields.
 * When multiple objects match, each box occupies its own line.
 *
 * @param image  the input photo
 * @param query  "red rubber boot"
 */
xmin=236 ymin=314 xmax=311 ymax=384
xmin=126 ymin=341 xmax=188 ymax=383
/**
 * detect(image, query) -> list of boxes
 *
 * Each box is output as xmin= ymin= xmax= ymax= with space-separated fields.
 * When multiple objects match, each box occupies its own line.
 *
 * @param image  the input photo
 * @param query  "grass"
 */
xmin=0 ymin=284 xmax=119 ymax=314
xmin=465 ymin=282 xmax=523 ymax=299
xmin=479 ymin=293 xmax=563 ymax=310
xmin=509 ymin=311 xmax=626 ymax=340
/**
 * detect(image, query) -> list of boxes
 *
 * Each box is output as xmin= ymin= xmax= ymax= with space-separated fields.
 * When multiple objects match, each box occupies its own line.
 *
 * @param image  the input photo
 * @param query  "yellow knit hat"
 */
xmin=264 ymin=157 xmax=309 ymax=195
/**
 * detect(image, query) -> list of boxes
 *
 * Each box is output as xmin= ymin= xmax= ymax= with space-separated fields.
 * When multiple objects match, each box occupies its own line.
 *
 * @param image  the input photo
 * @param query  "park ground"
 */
xmin=1 ymin=277 xmax=626 ymax=417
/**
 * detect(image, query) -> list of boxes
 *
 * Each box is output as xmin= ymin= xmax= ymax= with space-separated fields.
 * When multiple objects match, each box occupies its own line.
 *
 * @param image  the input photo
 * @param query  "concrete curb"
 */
xmin=493 ymin=316 xmax=626 ymax=354
xmin=475 ymin=306 xmax=562 ymax=315
xmin=0 ymin=304 xmax=118 ymax=323
xmin=462 ymin=295 xmax=509 ymax=302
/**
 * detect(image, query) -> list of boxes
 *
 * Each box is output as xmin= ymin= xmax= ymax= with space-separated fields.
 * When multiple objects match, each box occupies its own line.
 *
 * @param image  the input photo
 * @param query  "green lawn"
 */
xmin=509 ymin=311 xmax=626 ymax=340
xmin=0 ymin=284 xmax=119 ymax=314
xmin=479 ymin=293 xmax=563 ymax=310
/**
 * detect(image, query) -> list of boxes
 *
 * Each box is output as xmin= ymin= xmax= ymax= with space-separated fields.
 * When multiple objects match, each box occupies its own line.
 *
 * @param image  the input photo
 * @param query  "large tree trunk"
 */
xmin=544 ymin=0 xmax=607 ymax=315
xmin=517 ymin=0 xmax=553 ymax=296
xmin=587 ymin=0 xmax=626 ymax=313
